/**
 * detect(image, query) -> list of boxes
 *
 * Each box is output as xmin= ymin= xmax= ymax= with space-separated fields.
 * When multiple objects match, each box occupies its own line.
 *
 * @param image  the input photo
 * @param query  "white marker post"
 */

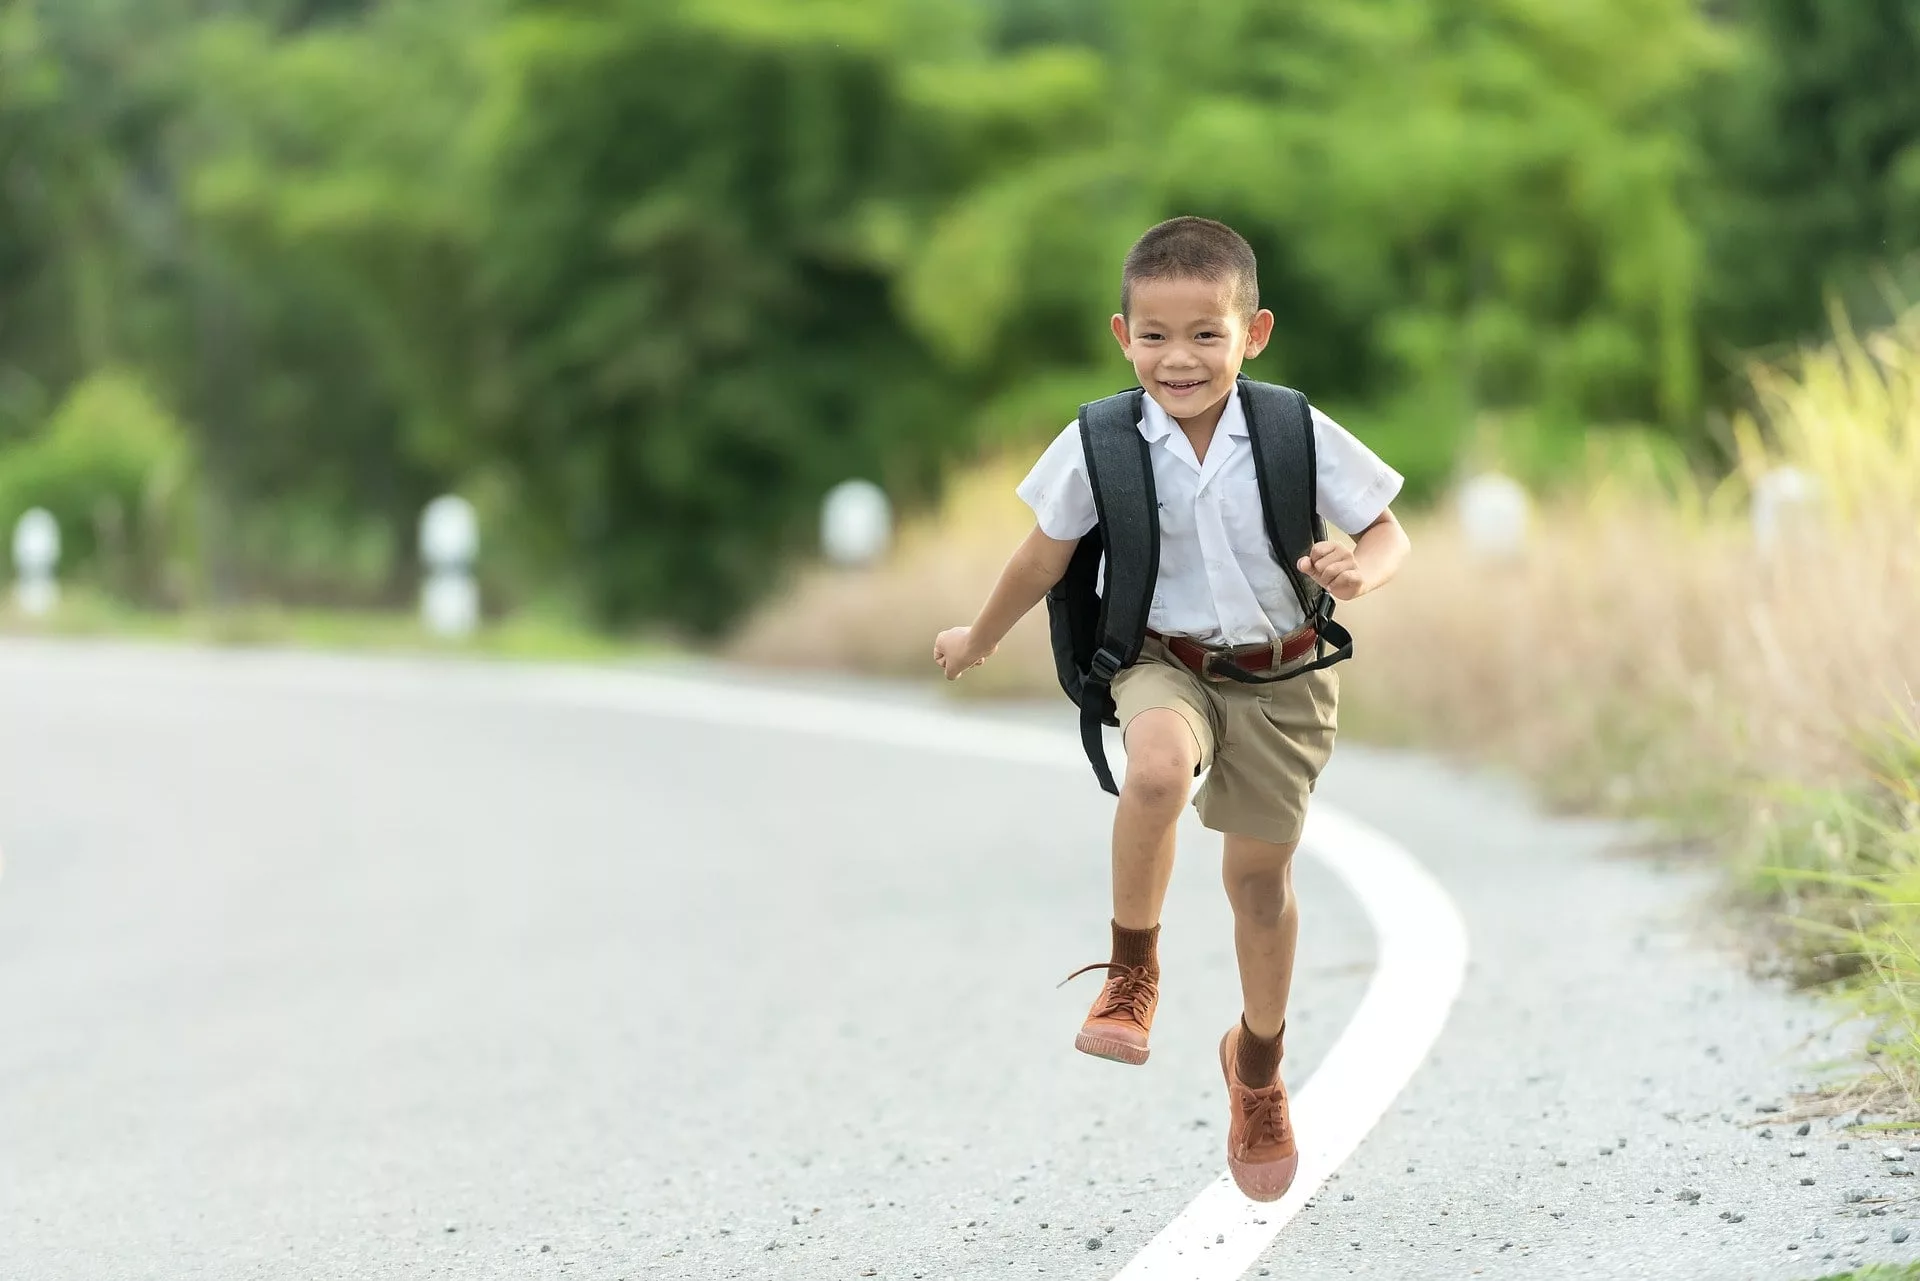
xmin=11 ymin=508 xmax=61 ymax=617
xmin=1750 ymin=465 xmax=1819 ymax=555
xmin=819 ymin=478 xmax=892 ymax=568
xmin=418 ymin=495 xmax=479 ymax=639
xmin=1455 ymin=471 xmax=1529 ymax=560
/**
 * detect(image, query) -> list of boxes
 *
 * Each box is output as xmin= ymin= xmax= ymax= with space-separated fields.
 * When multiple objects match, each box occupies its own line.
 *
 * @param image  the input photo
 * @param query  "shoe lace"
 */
xmin=1058 ymin=962 xmax=1156 ymax=1025
xmin=1237 ymin=1085 xmax=1291 ymax=1150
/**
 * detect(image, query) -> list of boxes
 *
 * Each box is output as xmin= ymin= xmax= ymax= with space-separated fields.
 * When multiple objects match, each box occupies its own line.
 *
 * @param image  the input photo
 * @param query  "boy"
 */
xmin=931 ymin=216 xmax=1409 ymax=1202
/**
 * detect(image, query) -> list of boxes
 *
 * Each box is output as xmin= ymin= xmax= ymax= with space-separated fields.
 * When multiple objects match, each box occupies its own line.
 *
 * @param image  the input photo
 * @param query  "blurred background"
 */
xmin=0 ymin=0 xmax=1912 ymax=640
xmin=2 ymin=0 xmax=1919 ymax=1143
xmin=2 ymin=0 xmax=1917 ymax=783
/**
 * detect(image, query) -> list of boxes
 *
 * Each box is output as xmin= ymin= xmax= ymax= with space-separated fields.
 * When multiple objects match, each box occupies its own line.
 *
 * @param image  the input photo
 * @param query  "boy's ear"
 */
xmin=1244 ymin=309 xmax=1276 ymax=359
xmin=1110 ymin=313 xmax=1130 ymax=351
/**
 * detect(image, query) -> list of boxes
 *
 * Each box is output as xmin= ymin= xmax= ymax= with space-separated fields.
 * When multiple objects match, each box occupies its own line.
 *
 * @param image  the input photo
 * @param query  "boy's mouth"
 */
xmin=1160 ymin=378 xmax=1208 ymax=396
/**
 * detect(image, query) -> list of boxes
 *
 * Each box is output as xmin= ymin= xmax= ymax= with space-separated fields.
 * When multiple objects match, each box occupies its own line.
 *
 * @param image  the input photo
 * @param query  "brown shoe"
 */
xmin=1218 ymin=1022 xmax=1299 ymax=1201
xmin=1062 ymin=962 xmax=1158 ymax=1065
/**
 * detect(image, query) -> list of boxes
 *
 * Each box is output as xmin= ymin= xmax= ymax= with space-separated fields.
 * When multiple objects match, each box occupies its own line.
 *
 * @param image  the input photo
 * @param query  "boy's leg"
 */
xmin=1216 ymin=831 xmax=1304 ymax=1202
xmin=1111 ymin=708 xmax=1202 ymax=929
xmin=1071 ymin=654 xmax=1214 ymax=1066
xmin=1070 ymin=709 xmax=1199 ymax=1065
xmin=1222 ymin=833 xmax=1300 ymax=1046
xmin=1196 ymin=666 xmax=1335 ymax=1202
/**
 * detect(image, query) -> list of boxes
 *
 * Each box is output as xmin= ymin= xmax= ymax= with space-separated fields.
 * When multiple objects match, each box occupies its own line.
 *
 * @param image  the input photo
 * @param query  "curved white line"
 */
xmin=0 ymin=645 xmax=1469 ymax=1278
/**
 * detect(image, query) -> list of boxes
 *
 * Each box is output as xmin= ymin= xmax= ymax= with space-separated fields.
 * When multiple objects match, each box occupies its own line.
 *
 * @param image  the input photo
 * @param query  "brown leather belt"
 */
xmin=1146 ymin=625 xmax=1319 ymax=682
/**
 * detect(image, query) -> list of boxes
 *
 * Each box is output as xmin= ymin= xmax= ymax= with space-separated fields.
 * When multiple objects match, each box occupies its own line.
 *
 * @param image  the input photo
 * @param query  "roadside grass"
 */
xmin=1747 ymin=718 xmax=1920 ymax=1123
xmin=725 ymin=454 xmax=1061 ymax=698
xmin=1806 ymin=1264 xmax=1920 ymax=1281
xmin=0 ymin=588 xmax=660 ymax=665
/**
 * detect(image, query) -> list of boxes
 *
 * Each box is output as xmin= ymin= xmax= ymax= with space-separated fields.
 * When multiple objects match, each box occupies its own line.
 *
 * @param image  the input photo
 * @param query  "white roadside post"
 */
xmin=820 ymin=478 xmax=892 ymax=568
xmin=1455 ymin=471 xmax=1529 ymax=560
xmin=1750 ymin=465 xmax=1819 ymax=556
xmin=418 ymin=495 xmax=479 ymax=639
xmin=11 ymin=508 xmax=61 ymax=617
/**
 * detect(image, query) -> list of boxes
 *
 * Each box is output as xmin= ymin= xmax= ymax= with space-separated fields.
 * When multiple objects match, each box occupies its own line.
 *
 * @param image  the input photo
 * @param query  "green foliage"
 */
xmin=168 ymin=4 xmax=490 ymax=600
xmin=0 ymin=369 xmax=194 ymax=601
xmin=1702 ymin=0 xmax=1920 ymax=360
xmin=906 ymin=0 xmax=1726 ymax=464
xmin=1746 ymin=715 xmax=1920 ymax=1112
xmin=473 ymin=0 xmax=969 ymax=632
xmin=0 ymin=0 xmax=1917 ymax=631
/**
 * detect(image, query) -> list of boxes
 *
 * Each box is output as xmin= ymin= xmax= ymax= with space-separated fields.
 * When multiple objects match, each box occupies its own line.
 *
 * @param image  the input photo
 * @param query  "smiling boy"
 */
xmin=932 ymin=216 xmax=1409 ymax=1201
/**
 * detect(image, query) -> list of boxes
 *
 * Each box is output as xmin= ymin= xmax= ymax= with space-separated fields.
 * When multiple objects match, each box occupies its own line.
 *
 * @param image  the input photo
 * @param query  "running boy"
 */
xmin=931 ymin=216 xmax=1409 ymax=1202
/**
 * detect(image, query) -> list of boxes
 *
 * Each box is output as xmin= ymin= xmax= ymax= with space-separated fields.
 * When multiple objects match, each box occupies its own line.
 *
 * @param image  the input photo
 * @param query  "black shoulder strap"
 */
xmin=1220 ymin=376 xmax=1353 ymax=682
xmin=1238 ymin=378 xmax=1323 ymax=620
xmin=1075 ymin=387 xmax=1156 ymax=794
xmin=1080 ymin=388 xmax=1158 ymax=676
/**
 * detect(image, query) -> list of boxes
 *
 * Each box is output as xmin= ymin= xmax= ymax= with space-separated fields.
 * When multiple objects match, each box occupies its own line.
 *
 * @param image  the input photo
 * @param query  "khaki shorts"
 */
xmin=1110 ymin=634 xmax=1339 ymax=845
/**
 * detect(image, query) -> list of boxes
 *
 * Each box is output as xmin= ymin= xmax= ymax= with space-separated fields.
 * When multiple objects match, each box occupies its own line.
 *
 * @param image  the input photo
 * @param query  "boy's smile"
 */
xmin=1111 ymin=275 xmax=1275 ymax=437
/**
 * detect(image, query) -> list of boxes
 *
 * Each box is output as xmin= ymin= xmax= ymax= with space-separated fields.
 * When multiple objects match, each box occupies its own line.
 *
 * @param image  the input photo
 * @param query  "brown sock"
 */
xmin=1111 ymin=920 xmax=1159 ymax=975
xmin=1235 ymin=1017 xmax=1283 ymax=1087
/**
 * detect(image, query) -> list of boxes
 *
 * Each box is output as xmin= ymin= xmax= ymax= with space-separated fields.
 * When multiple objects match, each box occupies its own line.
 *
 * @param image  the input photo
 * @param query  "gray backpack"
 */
xmin=1044 ymin=373 xmax=1353 ymax=793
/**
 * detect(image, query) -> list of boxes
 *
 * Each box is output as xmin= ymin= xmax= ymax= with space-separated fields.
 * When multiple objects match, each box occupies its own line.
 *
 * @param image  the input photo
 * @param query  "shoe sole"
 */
xmin=1075 ymin=1031 xmax=1149 ymax=1065
xmin=1218 ymin=1031 xmax=1299 ymax=1202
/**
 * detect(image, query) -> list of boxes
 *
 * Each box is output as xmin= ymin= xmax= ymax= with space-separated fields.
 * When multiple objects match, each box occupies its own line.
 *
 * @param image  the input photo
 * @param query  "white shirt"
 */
xmin=1016 ymin=391 xmax=1403 ymax=646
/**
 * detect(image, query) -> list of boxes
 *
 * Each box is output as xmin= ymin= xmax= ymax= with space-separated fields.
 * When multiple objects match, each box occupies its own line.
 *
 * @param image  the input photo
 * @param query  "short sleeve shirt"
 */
xmin=1016 ymin=391 xmax=1403 ymax=646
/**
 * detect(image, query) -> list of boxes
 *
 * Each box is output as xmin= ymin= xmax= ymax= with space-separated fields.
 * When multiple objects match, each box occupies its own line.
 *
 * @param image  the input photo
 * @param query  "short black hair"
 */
xmin=1120 ymin=216 xmax=1259 ymax=318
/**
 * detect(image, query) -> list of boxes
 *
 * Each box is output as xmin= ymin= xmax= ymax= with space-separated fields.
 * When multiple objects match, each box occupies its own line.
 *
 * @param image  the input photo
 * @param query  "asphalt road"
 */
xmin=1 ymin=640 xmax=1915 ymax=1280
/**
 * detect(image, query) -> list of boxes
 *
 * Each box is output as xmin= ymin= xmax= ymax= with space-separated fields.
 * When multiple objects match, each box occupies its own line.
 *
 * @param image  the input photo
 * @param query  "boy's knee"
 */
xmin=1224 ymin=837 xmax=1296 ymax=926
xmin=1120 ymin=710 xmax=1198 ymax=813
xmin=1229 ymin=866 xmax=1289 ymax=926
xmin=1122 ymin=754 xmax=1191 ymax=814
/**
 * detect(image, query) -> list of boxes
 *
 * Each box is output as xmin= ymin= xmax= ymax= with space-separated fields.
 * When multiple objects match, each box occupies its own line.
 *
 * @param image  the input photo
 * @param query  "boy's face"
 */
xmin=1110 ymin=274 xmax=1274 ymax=426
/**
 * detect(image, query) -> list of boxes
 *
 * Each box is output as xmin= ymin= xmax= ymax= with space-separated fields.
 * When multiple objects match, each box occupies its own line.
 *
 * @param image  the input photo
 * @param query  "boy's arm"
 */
xmin=933 ymin=525 xmax=1078 ymax=680
xmin=1298 ymin=508 xmax=1410 ymax=601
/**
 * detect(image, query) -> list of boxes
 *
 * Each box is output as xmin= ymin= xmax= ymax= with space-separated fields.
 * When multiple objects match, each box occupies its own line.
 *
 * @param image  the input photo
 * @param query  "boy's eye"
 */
xmin=1138 ymin=331 xmax=1164 ymax=341
xmin=1195 ymin=331 xmax=1219 ymax=340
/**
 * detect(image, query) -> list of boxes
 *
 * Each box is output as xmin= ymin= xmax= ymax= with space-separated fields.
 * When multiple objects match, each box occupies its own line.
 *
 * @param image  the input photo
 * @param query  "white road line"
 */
xmin=0 ymin=643 xmax=1470 ymax=1279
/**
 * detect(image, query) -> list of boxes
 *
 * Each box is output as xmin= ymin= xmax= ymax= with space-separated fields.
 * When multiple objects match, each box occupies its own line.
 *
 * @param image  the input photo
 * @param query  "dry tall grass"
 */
xmin=1337 ymin=497 xmax=1919 ymax=817
xmin=1342 ymin=308 xmax=1920 ymax=814
xmin=726 ymin=456 xmax=1063 ymax=698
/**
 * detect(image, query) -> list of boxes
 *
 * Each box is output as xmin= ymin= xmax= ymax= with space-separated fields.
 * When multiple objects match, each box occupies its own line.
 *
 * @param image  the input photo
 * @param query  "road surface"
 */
xmin=0 ymin=640 xmax=1913 ymax=1279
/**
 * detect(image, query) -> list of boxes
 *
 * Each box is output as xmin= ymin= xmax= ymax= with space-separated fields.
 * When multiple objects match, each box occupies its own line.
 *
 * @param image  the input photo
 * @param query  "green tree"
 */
xmin=903 ymin=0 xmax=1726 ymax=490
xmin=1701 ymin=0 xmax=1920 ymax=359
xmin=171 ymin=1 xmax=491 ymax=599
xmin=475 ymin=0 xmax=973 ymax=632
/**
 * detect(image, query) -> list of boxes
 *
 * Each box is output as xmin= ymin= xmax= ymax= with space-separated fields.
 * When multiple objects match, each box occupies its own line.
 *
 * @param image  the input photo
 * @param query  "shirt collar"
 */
xmin=1137 ymin=385 xmax=1250 ymax=441
xmin=1221 ymin=387 xmax=1252 ymax=438
xmin=1138 ymin=394 xmax=1176 ymax=443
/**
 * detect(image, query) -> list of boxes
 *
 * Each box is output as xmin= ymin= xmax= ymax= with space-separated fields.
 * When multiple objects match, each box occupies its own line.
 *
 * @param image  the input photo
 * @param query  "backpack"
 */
xmin=1045 ymin=373 xmax=1353 ymax=794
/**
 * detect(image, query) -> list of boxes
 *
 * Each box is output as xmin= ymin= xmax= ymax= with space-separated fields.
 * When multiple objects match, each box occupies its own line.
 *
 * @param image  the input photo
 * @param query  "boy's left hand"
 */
xmin=1297 ymin=541 xmax=1366 ymax=600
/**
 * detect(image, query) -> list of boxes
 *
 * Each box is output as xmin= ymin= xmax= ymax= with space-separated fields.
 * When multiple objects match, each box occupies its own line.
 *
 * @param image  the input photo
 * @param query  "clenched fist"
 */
xmin=933 ymin=626 xmax=995 ymax=680
xmin=1296 ymin=541 xmax=1367 ymax=601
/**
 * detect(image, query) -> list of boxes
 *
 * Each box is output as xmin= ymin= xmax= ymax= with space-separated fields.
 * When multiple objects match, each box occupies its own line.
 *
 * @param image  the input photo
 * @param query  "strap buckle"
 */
xmin=1088 ymin=647 xmax=1125 ymax=684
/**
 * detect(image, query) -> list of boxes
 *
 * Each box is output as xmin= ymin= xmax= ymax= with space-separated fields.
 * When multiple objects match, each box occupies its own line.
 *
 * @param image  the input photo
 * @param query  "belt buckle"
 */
xmin=1198 ymin=647 xmax=1226 ymax=682
xmin=1201 ymin=640 xmax=1268 ymax=682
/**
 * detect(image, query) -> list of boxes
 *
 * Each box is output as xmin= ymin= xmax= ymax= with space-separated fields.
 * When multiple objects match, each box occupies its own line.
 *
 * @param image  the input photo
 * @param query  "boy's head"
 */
xmin=1111 ymin=217 xmax=1274 ymax=426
